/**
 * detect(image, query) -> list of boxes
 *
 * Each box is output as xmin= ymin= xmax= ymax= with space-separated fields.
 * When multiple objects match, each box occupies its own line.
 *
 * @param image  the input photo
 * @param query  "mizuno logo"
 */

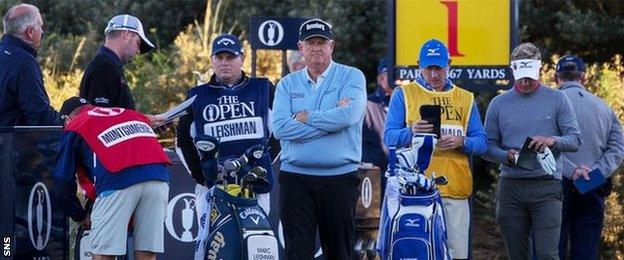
xmin=405 ymin=218 xmax=420 ymax=227
xmin=427 ymin=48 xmax=440 ymax=56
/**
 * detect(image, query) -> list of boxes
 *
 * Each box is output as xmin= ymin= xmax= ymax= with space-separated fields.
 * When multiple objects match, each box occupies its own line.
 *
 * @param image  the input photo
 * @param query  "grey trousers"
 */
xmin=496 ymin=177 xmax=562 ymax=260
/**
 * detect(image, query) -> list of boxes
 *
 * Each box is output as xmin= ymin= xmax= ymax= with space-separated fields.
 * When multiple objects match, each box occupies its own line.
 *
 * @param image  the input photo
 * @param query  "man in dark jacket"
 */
xmin=79 ymin=14 xmax=154 ymax=110
xmin=0 ymin=4 xmax=60 ymax=126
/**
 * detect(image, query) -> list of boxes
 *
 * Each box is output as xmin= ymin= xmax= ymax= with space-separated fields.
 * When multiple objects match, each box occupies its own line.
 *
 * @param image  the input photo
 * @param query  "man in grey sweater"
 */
xmin=484 ymin=43 xmax=581 ymax=259
xmin=556 ymin=55 xmax=624 ymax=260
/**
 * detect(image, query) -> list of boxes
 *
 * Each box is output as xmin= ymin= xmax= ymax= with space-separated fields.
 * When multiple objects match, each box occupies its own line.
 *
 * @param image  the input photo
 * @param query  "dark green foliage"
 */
xmin=520 ymin=0 xmax=624 ymax=63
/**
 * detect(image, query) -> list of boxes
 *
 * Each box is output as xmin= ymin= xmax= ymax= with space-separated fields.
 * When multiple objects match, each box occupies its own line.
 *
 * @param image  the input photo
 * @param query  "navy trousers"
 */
xmin=558 ymin=178 xmax=606 ymax=260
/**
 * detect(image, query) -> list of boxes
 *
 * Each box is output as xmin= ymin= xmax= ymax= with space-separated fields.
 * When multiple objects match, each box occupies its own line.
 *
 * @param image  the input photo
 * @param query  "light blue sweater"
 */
xmin=272 ymin=61 xmax=367 ymax=176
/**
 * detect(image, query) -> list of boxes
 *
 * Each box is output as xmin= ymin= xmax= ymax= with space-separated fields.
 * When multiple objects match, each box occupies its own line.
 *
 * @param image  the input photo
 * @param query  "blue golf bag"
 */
xmin=199 ymin=187 xmax=278 ymax=260
xmin=378 ymin=134 xmax=452 ymax=260
xmin=193 ymin=135 xmax=278 ymax=260
xmin=388 ymin=188 xmax=450 ymax=260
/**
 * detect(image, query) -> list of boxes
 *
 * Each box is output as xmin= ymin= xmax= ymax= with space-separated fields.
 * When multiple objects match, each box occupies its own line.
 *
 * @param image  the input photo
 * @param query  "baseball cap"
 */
xmin=299 ymin=18 xmax=333 ymax=41
xmin=60 ymin=96 xmax=89 ymax=117
xmin=556 ymin=55 xmax=585 ymax=73
xmin=510 ymin=59 xmax=541 ymax=80
xmin=211 ymin=34 xmax=243 ymax=56
xmin=105 ymin=14 xmax=155 ymax=54
xmin=418 ymin=39 xmax=450 ymax=68
xmin=377 ymin=57 xmax=388 ymax=74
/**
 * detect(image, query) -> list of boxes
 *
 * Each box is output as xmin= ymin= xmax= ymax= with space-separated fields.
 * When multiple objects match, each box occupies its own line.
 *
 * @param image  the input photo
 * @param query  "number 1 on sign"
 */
xmin=440 ymin=1 xmax=464 ymax=57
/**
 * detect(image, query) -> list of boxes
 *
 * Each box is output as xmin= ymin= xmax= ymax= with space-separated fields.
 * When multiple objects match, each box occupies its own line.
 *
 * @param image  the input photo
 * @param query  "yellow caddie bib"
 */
xmin=401 ymin=82 xmax=474 ymax=199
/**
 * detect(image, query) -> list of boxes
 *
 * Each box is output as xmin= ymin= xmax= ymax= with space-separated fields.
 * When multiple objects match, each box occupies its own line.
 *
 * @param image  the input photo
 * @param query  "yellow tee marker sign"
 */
xmin=395 ymin=0 xmax=512 ymax=67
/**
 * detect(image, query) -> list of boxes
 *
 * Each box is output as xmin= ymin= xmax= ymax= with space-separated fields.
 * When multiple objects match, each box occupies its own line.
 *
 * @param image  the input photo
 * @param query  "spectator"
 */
xmin=383 ymin=39 xmax=487 ymax=259
xmin=556 ymin=55 xmax=624 ymax=260
xmin=287 ymin=50 xmax=305 ymax=73
xmin=271 ymin=18 xmax=367 ymax=259
xmin=0 ymin=3 xmax=60 ymax=126
xmin=483 ymin=43 xmax=581 ymax=259
xmin=53 ymin=96 xmax=170 ymax=260
xmin=362 ymin=57 xmax=394 ymax=197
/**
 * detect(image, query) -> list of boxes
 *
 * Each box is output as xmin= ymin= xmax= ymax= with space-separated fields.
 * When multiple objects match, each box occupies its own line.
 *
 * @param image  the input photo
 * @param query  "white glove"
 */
xmin=536 ymin=147 xmax=556 ymax=175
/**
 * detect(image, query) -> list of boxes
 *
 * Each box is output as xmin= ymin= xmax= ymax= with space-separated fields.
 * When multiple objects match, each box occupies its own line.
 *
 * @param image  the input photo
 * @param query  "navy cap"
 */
xmin=211 ymin=34 xmax=243 ymax=56
xmin=418 ymin=39 xmax=450 ymax=68
xmin=105 ymin=14 xmax=154 ymax=54
xmin=556 ymin=55 xmax=585 ymax=73
xmin=60 ymin=96 xmax=89 ymax=117
xmin=299 ymin=18 xmax=333 ymax=41
xmin=377 ymin=57 xmax=388 ymax=74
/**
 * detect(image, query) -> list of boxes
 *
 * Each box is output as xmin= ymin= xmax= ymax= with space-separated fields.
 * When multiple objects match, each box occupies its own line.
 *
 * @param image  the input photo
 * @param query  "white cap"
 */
xmin=105 ymin=14 xmax=154 ymax=53
xmin=510 ymin=59 xmax=541 ymax=80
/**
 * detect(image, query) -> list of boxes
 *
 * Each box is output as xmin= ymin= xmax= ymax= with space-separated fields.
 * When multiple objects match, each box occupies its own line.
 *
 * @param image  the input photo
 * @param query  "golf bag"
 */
xmin=378 ymin=134 xmax=451 ymax=260
xmin=193 ymin=135 xmax=278 ymax=260
xmin=199 ymin=187 xmax=278 ymax=260
xmin=388 ymin=187 xmax=450 ymax=260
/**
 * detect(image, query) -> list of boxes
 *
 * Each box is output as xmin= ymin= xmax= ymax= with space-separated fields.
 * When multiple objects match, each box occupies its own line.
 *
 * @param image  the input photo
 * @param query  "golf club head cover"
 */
xmin=396 ymin=167 xmax=432 ymax=191
xmin=537 ymin=147 xmax=556 ymax=175
xmin=393 ymin=133 xmax=437 ymax=174
xmin=194 ymin=134 xmax=221 ymax=186
xmin=244 ymin=144 xmax=265 ymax=163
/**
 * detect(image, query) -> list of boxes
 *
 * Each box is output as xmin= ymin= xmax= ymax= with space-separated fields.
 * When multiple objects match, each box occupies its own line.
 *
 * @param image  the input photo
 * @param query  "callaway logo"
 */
xmin=196 ymin=140 xmax=216 ymax=152
xmin=427 ymin=48 xmax=441 ymax=56
xmin=239 ymin=208 xmax=265 ymax=225
xmin=217 ymin=38 xmax=236 ymax=46
xmin=306 ymin=22 xmax=325 ymax=31
xmin=405 ymin=218 xmax=421 ymax=227
xmin=252 ymin=150 xmax=263 ymax=159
